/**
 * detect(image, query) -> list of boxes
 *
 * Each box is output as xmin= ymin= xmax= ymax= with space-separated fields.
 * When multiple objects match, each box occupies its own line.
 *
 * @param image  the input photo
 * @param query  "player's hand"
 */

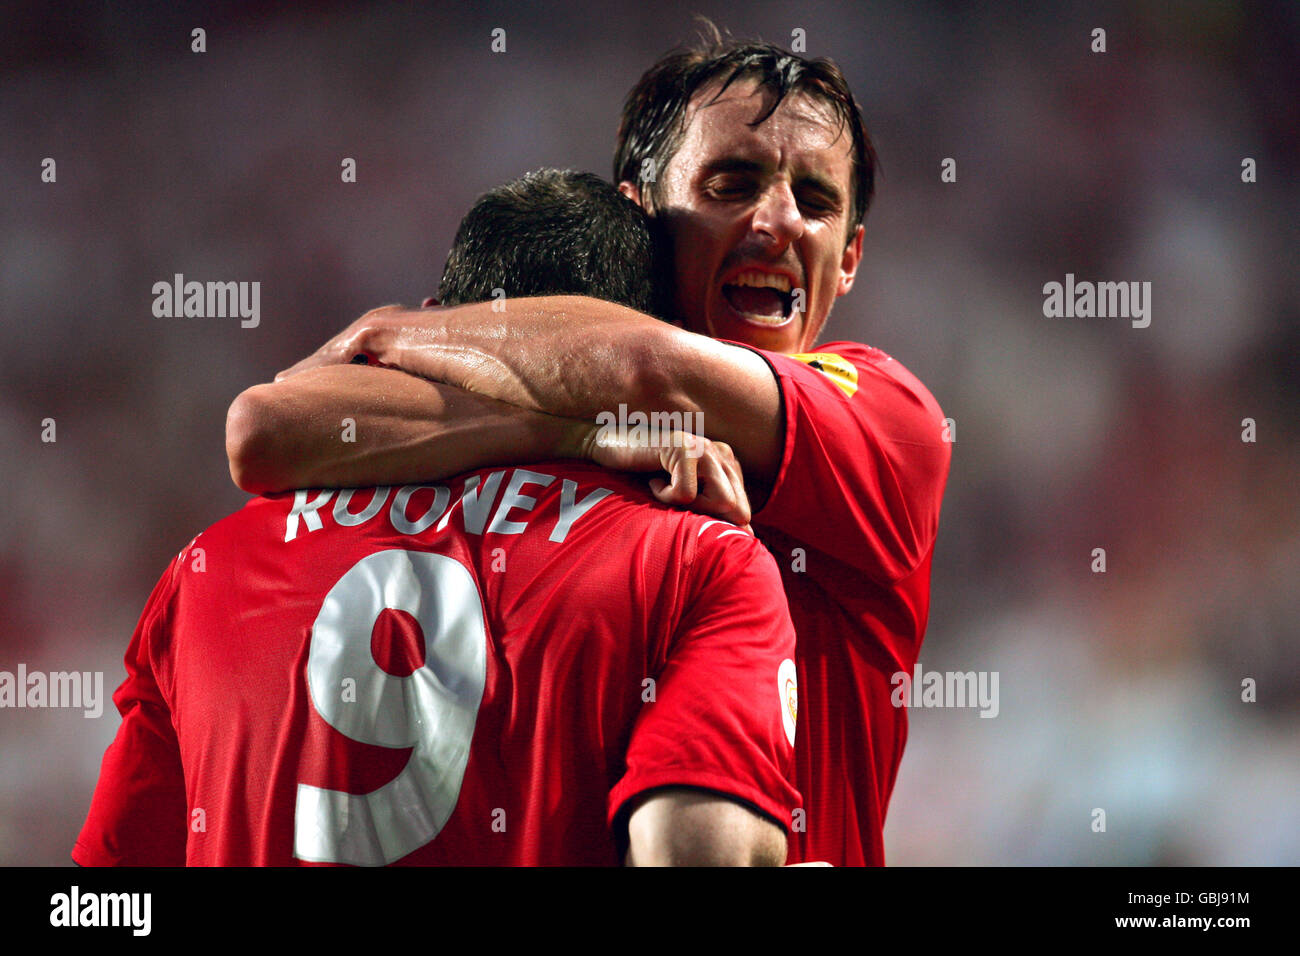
xmin=275 ymin=305 xmax=422 ymax=381
xmin=585 ymin=428 xmax=751 ymax=528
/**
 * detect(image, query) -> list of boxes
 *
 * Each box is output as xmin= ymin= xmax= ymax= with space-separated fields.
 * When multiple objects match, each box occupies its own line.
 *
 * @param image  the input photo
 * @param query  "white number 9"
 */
xmin=293 ymin=550 xmax=487 ymax=865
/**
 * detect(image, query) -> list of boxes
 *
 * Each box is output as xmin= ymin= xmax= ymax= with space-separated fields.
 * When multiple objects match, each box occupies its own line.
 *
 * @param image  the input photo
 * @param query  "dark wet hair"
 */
xmin=613 ymin=20 xmax=878 ymax=242
xmin=438 ymin=168 xmax=668 ymax=317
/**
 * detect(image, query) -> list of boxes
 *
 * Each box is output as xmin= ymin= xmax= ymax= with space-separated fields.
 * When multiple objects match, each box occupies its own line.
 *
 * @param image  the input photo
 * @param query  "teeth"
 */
xmin=739 ymin=312 xmax=789 ymax=327
xmin=731 ymin=270 xmax=792 ymax=294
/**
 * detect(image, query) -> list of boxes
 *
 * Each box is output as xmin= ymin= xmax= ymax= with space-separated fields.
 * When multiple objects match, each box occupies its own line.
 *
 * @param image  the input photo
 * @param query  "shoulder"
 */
xmin=751 ymin=341 xmax=951 ymax=580
xmin=760 ymin=341 xmax=950 ymax=467
xmin=792 ymin=341 xmax=945 ymax=423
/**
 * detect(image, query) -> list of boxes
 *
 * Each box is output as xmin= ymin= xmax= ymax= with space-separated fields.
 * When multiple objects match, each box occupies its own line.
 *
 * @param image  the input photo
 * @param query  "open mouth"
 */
xmin=721 ymin=272 xmax=797 ymax=327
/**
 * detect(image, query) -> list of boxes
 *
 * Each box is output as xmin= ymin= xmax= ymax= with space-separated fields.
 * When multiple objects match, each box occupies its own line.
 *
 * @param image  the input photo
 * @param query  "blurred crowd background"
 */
xmin=2 ymin=0 xmax=1296 ymax=865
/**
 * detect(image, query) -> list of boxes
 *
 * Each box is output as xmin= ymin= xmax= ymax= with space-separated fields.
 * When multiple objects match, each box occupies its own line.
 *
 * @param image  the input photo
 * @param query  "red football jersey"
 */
xmin=745 ymin=342 xmax=951 ymax=866
xmin=74 ymin=461 xmax=800 ymax=866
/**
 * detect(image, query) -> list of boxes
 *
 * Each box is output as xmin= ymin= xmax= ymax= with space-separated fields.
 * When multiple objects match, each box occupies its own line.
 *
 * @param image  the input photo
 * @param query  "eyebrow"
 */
xmin=699 ymin=158 xmax=846 ymax=208
xmin=699 ymin=157 xmax=765 ymax=178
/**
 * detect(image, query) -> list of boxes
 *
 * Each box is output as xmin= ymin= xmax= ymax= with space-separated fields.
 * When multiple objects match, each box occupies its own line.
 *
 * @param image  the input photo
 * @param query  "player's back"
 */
xmin=111 ymin=460 xmax=796 ymax=866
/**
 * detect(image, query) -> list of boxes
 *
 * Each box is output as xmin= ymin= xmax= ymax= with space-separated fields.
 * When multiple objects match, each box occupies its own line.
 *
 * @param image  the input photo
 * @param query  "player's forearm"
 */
xmin=356 ymin=297 xmax=699 ymax=419
xmin=349 ymin=297 xmax=782 ymax=486
xmin=226 ymin=363 xmax=592 ymax=494
xmin=277 ymin=296 xmax=783 ymax=490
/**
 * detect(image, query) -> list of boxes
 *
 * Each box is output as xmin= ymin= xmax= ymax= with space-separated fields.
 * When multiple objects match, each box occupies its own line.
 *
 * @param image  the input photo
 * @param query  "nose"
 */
xmin=750 ymin=181 xmax=804 ymax=248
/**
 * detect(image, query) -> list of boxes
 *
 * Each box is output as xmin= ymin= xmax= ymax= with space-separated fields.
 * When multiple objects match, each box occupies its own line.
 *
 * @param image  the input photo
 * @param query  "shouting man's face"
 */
xmin=626 ymin=78 xmax=864 ymax=355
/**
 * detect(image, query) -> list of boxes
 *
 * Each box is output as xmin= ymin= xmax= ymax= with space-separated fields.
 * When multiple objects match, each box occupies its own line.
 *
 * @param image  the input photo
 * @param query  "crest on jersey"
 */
xmin=777 ymin=658 xmax=798 ymax=746
xmin=792 ymin=352 xmax=859 ymax=398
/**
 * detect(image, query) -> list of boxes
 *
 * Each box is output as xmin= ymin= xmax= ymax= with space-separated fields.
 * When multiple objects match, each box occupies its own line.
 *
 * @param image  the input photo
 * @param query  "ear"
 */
xmin=836 ymin=224 xmax=864 ymax=297
xmin=421 ymin=296 xmax=440 ymax=308
xmin=618 ymin=180 xmax=645 ymax=208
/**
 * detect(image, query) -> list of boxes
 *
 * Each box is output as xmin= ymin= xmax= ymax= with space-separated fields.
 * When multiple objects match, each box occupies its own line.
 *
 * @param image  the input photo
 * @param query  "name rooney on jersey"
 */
xmin=282 ymin=467 xmax=615 ymax=545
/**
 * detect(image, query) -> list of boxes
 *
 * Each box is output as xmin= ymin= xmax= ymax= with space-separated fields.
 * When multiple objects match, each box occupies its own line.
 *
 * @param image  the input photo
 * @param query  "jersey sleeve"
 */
xmin=608 ymin=523 xmax=801 ymax=839
xmin=748 ymin=343 xmax=951 ymax=584
xmin=73 ymin=559 xmax=188 ymax=866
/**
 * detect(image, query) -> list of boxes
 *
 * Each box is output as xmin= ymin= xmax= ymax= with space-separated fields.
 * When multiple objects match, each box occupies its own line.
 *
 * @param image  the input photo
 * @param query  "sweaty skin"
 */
xmin=223 ymin=78 xmax=880 ymax=865
xmin=633 ymin=81 xmax=863 ymax=354
xmin=229 ymin=83 xmax=863 ymax=506
xmin=626 ymin=788 xmax=787 ymax=866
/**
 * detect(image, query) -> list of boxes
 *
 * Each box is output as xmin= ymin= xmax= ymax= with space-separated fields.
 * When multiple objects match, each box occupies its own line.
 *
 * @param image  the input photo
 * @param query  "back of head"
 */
xmin=438 ymin=168 xmax=668 ymax=317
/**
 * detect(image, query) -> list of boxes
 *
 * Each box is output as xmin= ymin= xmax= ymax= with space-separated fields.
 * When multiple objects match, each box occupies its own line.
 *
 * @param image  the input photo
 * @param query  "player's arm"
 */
xmin=73 ymin=562 xmax=188 ymax=866
xmin=226 ymin=362 xmax=594 ymax=494
xmin=274 ymin=298 xmax=783 ymax=498
xmin=608 ymin=523 xmax=801 ymax=864
xmin=625 ymin=788 xmax=786 ymax=866
xmin=228 ymin=365 xmax=753 ymax=522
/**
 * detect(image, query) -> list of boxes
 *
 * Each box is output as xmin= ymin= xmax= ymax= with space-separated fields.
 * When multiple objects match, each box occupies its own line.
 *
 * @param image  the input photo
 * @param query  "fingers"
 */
xmin=276 ymin=347 xmax=350 ymax=381
xmin=275 ymin=342 xmax=347 ymax=381
xmin=691 ymin=440 xmax=750 ymax=526
xmin=653 ymin=437 xmax=698 ymax=505
xmin=657 ymin=433 xmax=749 ymax=525
xmin=588 ymin=430 xmax=667 ymax=472
xmin=714 ymin=442 xmax=744 ymax=496
xmin=584 ymin=426 xmax=750 ymax=526
xmin=275 ymin=357 xmax=317 ymax=381
xmin=276 ymin=307 xmax=404 ymax=382
xmin=708 ymin=441 xmax=751 ymax=526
